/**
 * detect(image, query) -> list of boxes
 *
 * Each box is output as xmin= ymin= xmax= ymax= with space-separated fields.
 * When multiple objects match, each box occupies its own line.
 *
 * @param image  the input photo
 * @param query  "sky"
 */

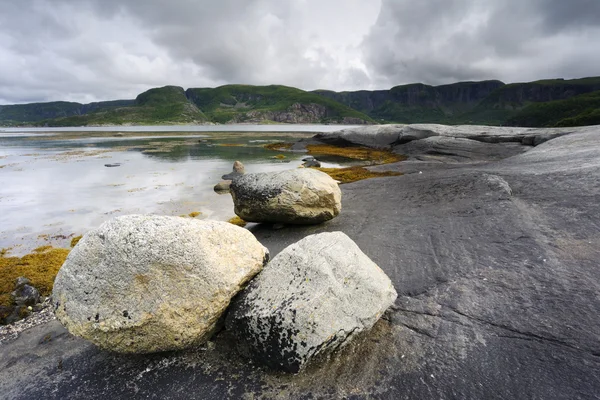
xmin=0 ymin=0 xmax=599 ymax=104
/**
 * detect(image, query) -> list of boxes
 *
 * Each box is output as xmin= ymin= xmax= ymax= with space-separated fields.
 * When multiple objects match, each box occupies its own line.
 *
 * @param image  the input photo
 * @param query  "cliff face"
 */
xmin=313 ymin=78 xmax=600 ymax=126
xmin=480 ymin=78 xmax=600 ymax=109
xmin=314 ymin=80 xmax=504 ymax=113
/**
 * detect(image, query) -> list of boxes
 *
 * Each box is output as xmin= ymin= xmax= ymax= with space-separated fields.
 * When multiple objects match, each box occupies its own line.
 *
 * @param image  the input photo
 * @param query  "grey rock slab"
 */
xmin=226 ymin=231 xmax=397 ymax=373
xmin=314 ymin=123 xmax=599 ymax=149
xmin=230 ymin=168 xmax=341 ymax=224
xmin=2 ymin=128 xmax=600 ymax=399
xmin=52 ymin=215 xmax=269 ymax=353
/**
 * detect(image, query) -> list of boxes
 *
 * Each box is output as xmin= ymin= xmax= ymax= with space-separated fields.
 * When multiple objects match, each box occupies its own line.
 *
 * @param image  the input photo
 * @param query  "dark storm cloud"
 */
xmin=363 ymin=0 xmax=600 ymax=87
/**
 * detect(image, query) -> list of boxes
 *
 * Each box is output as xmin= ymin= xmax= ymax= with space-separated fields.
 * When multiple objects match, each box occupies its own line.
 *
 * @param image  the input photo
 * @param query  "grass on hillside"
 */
xmin=505 ymin=90 xmax=600 ymax=127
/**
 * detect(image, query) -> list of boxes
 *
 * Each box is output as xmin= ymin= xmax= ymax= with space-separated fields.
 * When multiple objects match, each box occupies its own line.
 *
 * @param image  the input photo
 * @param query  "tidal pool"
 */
xmin=0 ymin=126 xmax=358 ymax=253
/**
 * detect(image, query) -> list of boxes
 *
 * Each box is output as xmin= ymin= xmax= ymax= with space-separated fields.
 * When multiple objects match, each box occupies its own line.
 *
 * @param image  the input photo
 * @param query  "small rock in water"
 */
xmin=222 ymin=161 xmax=245 ymax=180
xmin=226 ymin=231 xmax=397 ymax=373
xmin=214 ymin=180 xmax=232 ymax=192
xmin=104 ymin=163 xmax=121 ymax=168
xmin=302 ymin=155 xmax=321 ymax=167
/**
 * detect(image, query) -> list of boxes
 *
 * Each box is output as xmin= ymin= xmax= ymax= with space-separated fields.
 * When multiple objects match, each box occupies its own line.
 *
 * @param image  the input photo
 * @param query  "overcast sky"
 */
xmin=0 ymin=0 xmax=599 ymax=104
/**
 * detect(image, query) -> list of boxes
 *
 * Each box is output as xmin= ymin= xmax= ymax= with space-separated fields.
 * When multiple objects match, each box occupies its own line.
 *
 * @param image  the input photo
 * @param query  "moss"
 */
xmin=228 ymin=216 xmax=247 ymax=227
xmin=188 ymin=211 xmax=202 ymax=218
xmin=70 ymin=235 xmax=83 ymax=247
xmin=315 ymin=166 xmax=402 ymax=184
xmin=273 ymin=154 xmax=286 ymax=159
xmin=0 ymin=293 xmax=12 ymax=308
xmin=0 ymin=246 xmax=70 ymax=301
xmin=264 ymin=142 xmax=294 ymax=151
xmin=306 ymin=144 xmax=406 ymax=165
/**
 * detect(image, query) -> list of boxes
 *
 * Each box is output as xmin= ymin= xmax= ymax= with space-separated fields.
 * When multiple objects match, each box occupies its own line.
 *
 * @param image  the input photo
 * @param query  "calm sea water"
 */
xmin=0 ymin=125 xmax=359 ymax=253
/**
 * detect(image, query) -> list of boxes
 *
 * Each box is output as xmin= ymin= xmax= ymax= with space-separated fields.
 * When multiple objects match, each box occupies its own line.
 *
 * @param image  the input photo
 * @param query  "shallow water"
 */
xmin=0 ymin=125 xmax=357 ymax=253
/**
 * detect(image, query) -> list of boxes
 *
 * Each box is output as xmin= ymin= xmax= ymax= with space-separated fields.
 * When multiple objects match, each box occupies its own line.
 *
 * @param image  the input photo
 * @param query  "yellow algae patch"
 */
xmin=188 ymin=211 xmax=202 ymax=218
xmin=228 ymin=216 xmax=247 ymax=227
xmin=306 ymin=145 xmax=406 ymax=165
xmin=315 ymin=167 xmax=402 ymax=184
xmin=70 ymin=235 xmax=83 ymax=247
xmin=0 ymin=246 xmax=70 ymax=301
xmin=264 ymin=142 xmax=294 ymax=151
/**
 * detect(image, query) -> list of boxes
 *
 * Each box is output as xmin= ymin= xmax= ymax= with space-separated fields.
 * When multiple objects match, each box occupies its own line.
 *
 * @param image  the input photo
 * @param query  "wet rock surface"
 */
xmin=226 ymin=232 xmax=397 ymax=373
xmin=1 ymin=126 xmax=600 ymax=399
xmin=52 ymin=215 xmax=269 ymax=353
xmin=230 ymin=168 xmax=341 ymax=224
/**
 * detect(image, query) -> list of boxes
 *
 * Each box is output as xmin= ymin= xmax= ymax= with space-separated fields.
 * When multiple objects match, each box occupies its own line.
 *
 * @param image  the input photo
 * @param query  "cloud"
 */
xmin=0 ymin=0 xmax=598 ymax=104
xmin=363 ymin=0 xmax=600 ymax=87
xmin=0 ymin=0 xmax=380 ymax=103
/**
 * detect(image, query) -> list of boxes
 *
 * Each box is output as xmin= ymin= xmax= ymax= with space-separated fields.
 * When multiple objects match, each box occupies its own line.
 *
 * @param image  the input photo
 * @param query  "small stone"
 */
xmin=222 ymin=161 xmax=245 ymax=180
xmin=214 ymin=180 xmax=232 ymax=192
xmin=12 ymin=284 xmax=40 ymax=307
xmin=15 ymin=277 xmax=31 ymax=288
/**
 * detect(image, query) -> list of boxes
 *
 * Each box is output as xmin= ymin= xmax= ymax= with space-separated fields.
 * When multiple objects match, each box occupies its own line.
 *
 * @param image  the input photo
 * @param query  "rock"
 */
xmin=222 ymin=161 xmax=245 ymax=180
xmin=301 ymin=155 xmax=321 ymax=167
xmin=230 ymin=169 xmax=341 ymax=224
xmin=104 ymin=163 xmax=121 ymax=168
xmin=11 ymin=284 xmax=40 ymax=307
xmin=226 ymin=232 xmax=397 ymax=373
xmin=15 ymin=277 xmax=31 ymax=288
xmin=52 ymin=215 xmax=269 ymax=353
xmin=214 ymin=180 xmax=232 ymax=192
xmin=313 ymin=124 xmax=598 ymax=149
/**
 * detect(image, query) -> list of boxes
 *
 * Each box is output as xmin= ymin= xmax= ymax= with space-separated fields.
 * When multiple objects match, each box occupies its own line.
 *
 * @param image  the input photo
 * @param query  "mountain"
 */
xmin=313 ymin=80 xmax=505 ymax=124
xmin=185 ymin=84 xmax=373 ymax=124
xmin=313 ymin=77 xmax=600 ymax=126
xmin=1 ymin=77 xmax=599 ymax=127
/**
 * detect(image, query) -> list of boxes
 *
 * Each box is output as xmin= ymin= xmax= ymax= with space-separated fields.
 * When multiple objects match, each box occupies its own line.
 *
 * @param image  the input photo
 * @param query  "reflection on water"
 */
xmin=0 ymin=127 xmax=350 ymax=253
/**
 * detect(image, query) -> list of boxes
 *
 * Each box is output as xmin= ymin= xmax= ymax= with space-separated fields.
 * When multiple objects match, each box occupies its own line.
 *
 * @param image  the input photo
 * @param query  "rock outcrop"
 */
xmin=230 ymin=169 xmax=341 ymax=224
xmin=52 ymin=215 xmax=269 ymax=353
xmin=314 ymin=124 xmax=598 ymax=149
xmin=226 ymin=232 xmax=397 ymax=373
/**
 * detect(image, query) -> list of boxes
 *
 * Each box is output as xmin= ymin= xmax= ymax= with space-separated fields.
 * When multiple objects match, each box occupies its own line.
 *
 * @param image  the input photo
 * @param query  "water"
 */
xmin=0 ymin=125 xmax=357 ymax=253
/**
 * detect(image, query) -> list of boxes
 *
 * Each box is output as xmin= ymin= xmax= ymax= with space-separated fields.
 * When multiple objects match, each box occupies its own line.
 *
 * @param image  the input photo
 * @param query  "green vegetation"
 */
xmin=1 ymin=77 xmax=599 ymax=127
xmin=505 ymin=90 xmax=600 ymax=127
xmin=185 ymin=84 xmax=374 ymax=124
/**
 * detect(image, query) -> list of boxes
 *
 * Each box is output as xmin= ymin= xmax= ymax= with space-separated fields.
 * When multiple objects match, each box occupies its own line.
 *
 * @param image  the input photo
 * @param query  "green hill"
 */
xmin=1 ymin=78 xmax=599 ymax=127
xmin=185 ymin=85 xmax=373 ymax=124
xmin=504 ymin=90 xmax=600 ymax=127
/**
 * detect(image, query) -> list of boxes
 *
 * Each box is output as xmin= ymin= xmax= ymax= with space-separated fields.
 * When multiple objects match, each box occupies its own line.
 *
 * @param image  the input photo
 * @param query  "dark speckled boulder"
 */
xmin=230 ymin=169 xmax=341 ymax=224
xmin=226 ymin=231 xmax=397 ymax=373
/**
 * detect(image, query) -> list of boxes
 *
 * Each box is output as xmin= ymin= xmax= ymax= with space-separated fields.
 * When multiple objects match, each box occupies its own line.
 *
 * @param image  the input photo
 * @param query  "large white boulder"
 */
xmin=230 ymin=168 xmax=342 ymax=224
xmin=226 ymin=231 xmax=397 ymax=373
xmin=52 ymin=215 xmax=269 ymax=353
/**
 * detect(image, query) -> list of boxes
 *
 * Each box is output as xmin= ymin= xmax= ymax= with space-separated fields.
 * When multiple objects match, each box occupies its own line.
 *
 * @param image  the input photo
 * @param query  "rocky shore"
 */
xmin=1 ymin=124 xmax=599 ymax=399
